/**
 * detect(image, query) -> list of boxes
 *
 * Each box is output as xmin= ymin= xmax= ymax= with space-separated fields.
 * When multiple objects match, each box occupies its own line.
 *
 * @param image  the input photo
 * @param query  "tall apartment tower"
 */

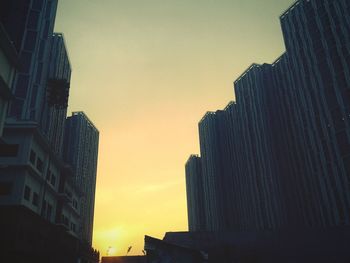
xmin=42 ymin=33 xmax=71 ymax=156
xmin=277 ymin=0 xmax=350 ymax=227
xmin=64 ymin=111 xmax=99 ymax=244
xmin=232 ymin=65 xmax=284 ymax=231
xmin=0 ymin=1 xmax=99 ymax=261
xmin=198 ymin=110 xmax=240 ymax=231
xmin=185 ymin=155 xmax=206 ymax=231
xmin=185 ymin=0 xmax=350 ymax=233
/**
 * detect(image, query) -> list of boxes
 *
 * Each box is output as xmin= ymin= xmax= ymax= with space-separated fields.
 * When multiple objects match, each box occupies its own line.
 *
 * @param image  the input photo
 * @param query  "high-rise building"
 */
xmin=64 ymin=111 xmax=99 ymax=245
xmin=198 ymin=110 xmax=238 ymax=231
xmin=232 ymin=64 xmax=284 ymax=231
xmin=278 ymin=0 xmax=350 ymax=227
xmin=0 ymin=1 xmax=99 ymax=261
xmin=185 ymin=0 xmax=350 ymax=233
xmin=185 ymin=155 xmax=206 ymax=231
xmin=42 ymin=32 xmax=71 ymax=156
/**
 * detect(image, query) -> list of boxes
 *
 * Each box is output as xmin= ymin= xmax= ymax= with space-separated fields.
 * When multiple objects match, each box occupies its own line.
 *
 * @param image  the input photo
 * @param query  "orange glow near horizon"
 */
xmin=54 ymin=0 xmax=294 ymax=256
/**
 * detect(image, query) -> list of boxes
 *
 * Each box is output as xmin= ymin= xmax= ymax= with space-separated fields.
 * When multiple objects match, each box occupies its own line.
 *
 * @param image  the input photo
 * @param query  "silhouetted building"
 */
xmin=185 ymin=155 xmax=206 ymax=231
xmin=41 ymin=32 xmax=71 ymax=156
xmin=0 ymin=1 xmax=99 ymax=262
xmin=0 ymin=205 xmax=99 ymax=263
xmin=64 ymin=111 xmax=99 ymax=245
xmin=231 ymin=65 xmax=284 ymax=231
xmin=277 ymin=0 xmax=350 ymax=227
xmin=185 ymin=0 xmax=350 ymax=233
xmin=198 ymin=110 xmax=238 ymax=231
xmin=148 ymin=229 xmax=350 ymax=263
xmin=145 ymin=235 xmax=205 ymax=263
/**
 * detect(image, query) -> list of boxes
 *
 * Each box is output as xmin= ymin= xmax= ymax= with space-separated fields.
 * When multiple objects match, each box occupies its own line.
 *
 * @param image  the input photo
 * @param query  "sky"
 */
xmin=54 ymin=0 xmax=294 ymax=256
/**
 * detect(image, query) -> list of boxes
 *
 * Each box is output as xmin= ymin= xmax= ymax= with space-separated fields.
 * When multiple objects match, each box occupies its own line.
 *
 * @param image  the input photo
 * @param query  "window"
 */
xmin=73 ymin=199 xmax=78 ymax=209
xmin=51 ymin=174 xmax=56 ymax=186
xmin=0 ymin=182 xmax=13 ymax=196
xmin=38 ymin=40 xmax=45 ymax=60
xmin=30 ymin=150 xmax=36 ymax=164
xmin=42 ymin=199 xmax=47 ymax=215
xmin=71 ymin=223 xmax=76 ymax=232
xmin=30 ymin=85 xmax=38 ymax=107
xmin=32 ymin=192 xmax=39 ymax=206
xmin=32 ymin=0 xmax=43 ymax=10
xmin=43 ymin=21 xmax=50 ymax=37
xmin=36 ymin=157 xmax=43 ymax=172
xmin=27 ymin=11 xmax=39 ymax=30
xmin=19 ymin=52 xmax=32 ymax=73
xmin=45 ymin=1 xmax=52 ymax=18
xmin=47 ymin=204 xmax=52 ymax=220
xmin=24 ymin=30 xmax=38 ymax=51
xmin=344 ymin=156 xmax=350 ymax=175
xmin=0 ymin=144 xmax=19 ymax=157
xmin=8 ymin=98 xmax=24 ymax=117
xmin=46 ymin=170 xmax=51 ymax=181
xmin=15 ymin=75 xmax=29 ymax=98
xmin=61 ymin=214 xmax=69 ymax=226
xmin=337 ymin=131 xmax=350 ymax=156
xmin=24 ymin=186 xmax=31 ymax=200
xmin=35 ymin=62 xmax=43 ymax=83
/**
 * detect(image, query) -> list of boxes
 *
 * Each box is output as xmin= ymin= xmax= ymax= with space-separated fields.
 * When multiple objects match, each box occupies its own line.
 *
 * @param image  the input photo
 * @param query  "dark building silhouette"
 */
xmin=42 ymin=32 xmax=71 ymax=156
xmin=185 ymin=155 xmax=206 ymax=231
xmin=198 ymin=110 xmax=238 ymax=231
xmin=277 ymin=0 xmax=350 ymax=227
xmin=144 ymin=235 xmax=205 ymax=263
xmin=64 ymin=111 xmax=99 ymax=245
xmin=231 ymin=64 xmax=284 ymax=231
xmin=144 ymin=230 xmax=350 ymax=263
xmin=0 ymin=1 xmax=99 ymax=262
xmin=186 ymin=0 xmax=350 ymax=233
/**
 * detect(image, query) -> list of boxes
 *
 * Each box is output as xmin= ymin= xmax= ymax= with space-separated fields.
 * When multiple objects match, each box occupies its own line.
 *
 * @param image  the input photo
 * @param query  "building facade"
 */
xmin=0 ymin=1 xmax=99 ymax=262
xmin=278 ymin=0 xmax=350 ymax=227
xmin=185 ymin=155 xmax=206 ymax=231
xmin=64 ymin=111 xmax=99 ymax=245
xmin=1 ymin=0 xmax=59 ymax=124
xmin=185 ymin=0 xmax=350 ymax=233
xmin=198 ymin=110 xmax=238 ymax=231
xmin=0 ymin=120 xmax=81 ymax=237
xmin=42 ymin=32 xmax=71 ymax=156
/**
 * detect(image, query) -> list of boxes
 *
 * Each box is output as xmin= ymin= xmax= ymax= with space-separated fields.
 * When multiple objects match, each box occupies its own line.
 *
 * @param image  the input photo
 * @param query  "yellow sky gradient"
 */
xmin=54 ymin=0 xmax=294 ymax=256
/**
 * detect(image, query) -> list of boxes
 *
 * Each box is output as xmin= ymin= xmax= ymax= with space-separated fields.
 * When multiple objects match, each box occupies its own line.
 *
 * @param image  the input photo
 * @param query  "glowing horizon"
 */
xmin=54 ymin=0 xmax=294 ymax=256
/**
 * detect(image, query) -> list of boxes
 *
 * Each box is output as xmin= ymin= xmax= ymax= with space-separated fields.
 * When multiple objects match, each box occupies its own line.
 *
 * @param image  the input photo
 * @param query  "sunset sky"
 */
xmin=54 ymin=0 xmax=294 ymax=256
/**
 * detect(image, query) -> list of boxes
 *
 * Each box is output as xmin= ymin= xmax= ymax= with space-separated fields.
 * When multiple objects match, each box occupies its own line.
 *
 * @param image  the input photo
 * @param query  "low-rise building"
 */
xmin=0 ymin=120 xmax=99 ymax=262
xmin=0 ymin=121 xmax=81 ymax=232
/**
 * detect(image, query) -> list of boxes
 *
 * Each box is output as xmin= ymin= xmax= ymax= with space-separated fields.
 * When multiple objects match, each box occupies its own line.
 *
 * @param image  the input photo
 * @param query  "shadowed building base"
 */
xmin=0 ymin=205 xmax=99 ymax=263
xmin=145 ymin=228 xmax=350 ymax=263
